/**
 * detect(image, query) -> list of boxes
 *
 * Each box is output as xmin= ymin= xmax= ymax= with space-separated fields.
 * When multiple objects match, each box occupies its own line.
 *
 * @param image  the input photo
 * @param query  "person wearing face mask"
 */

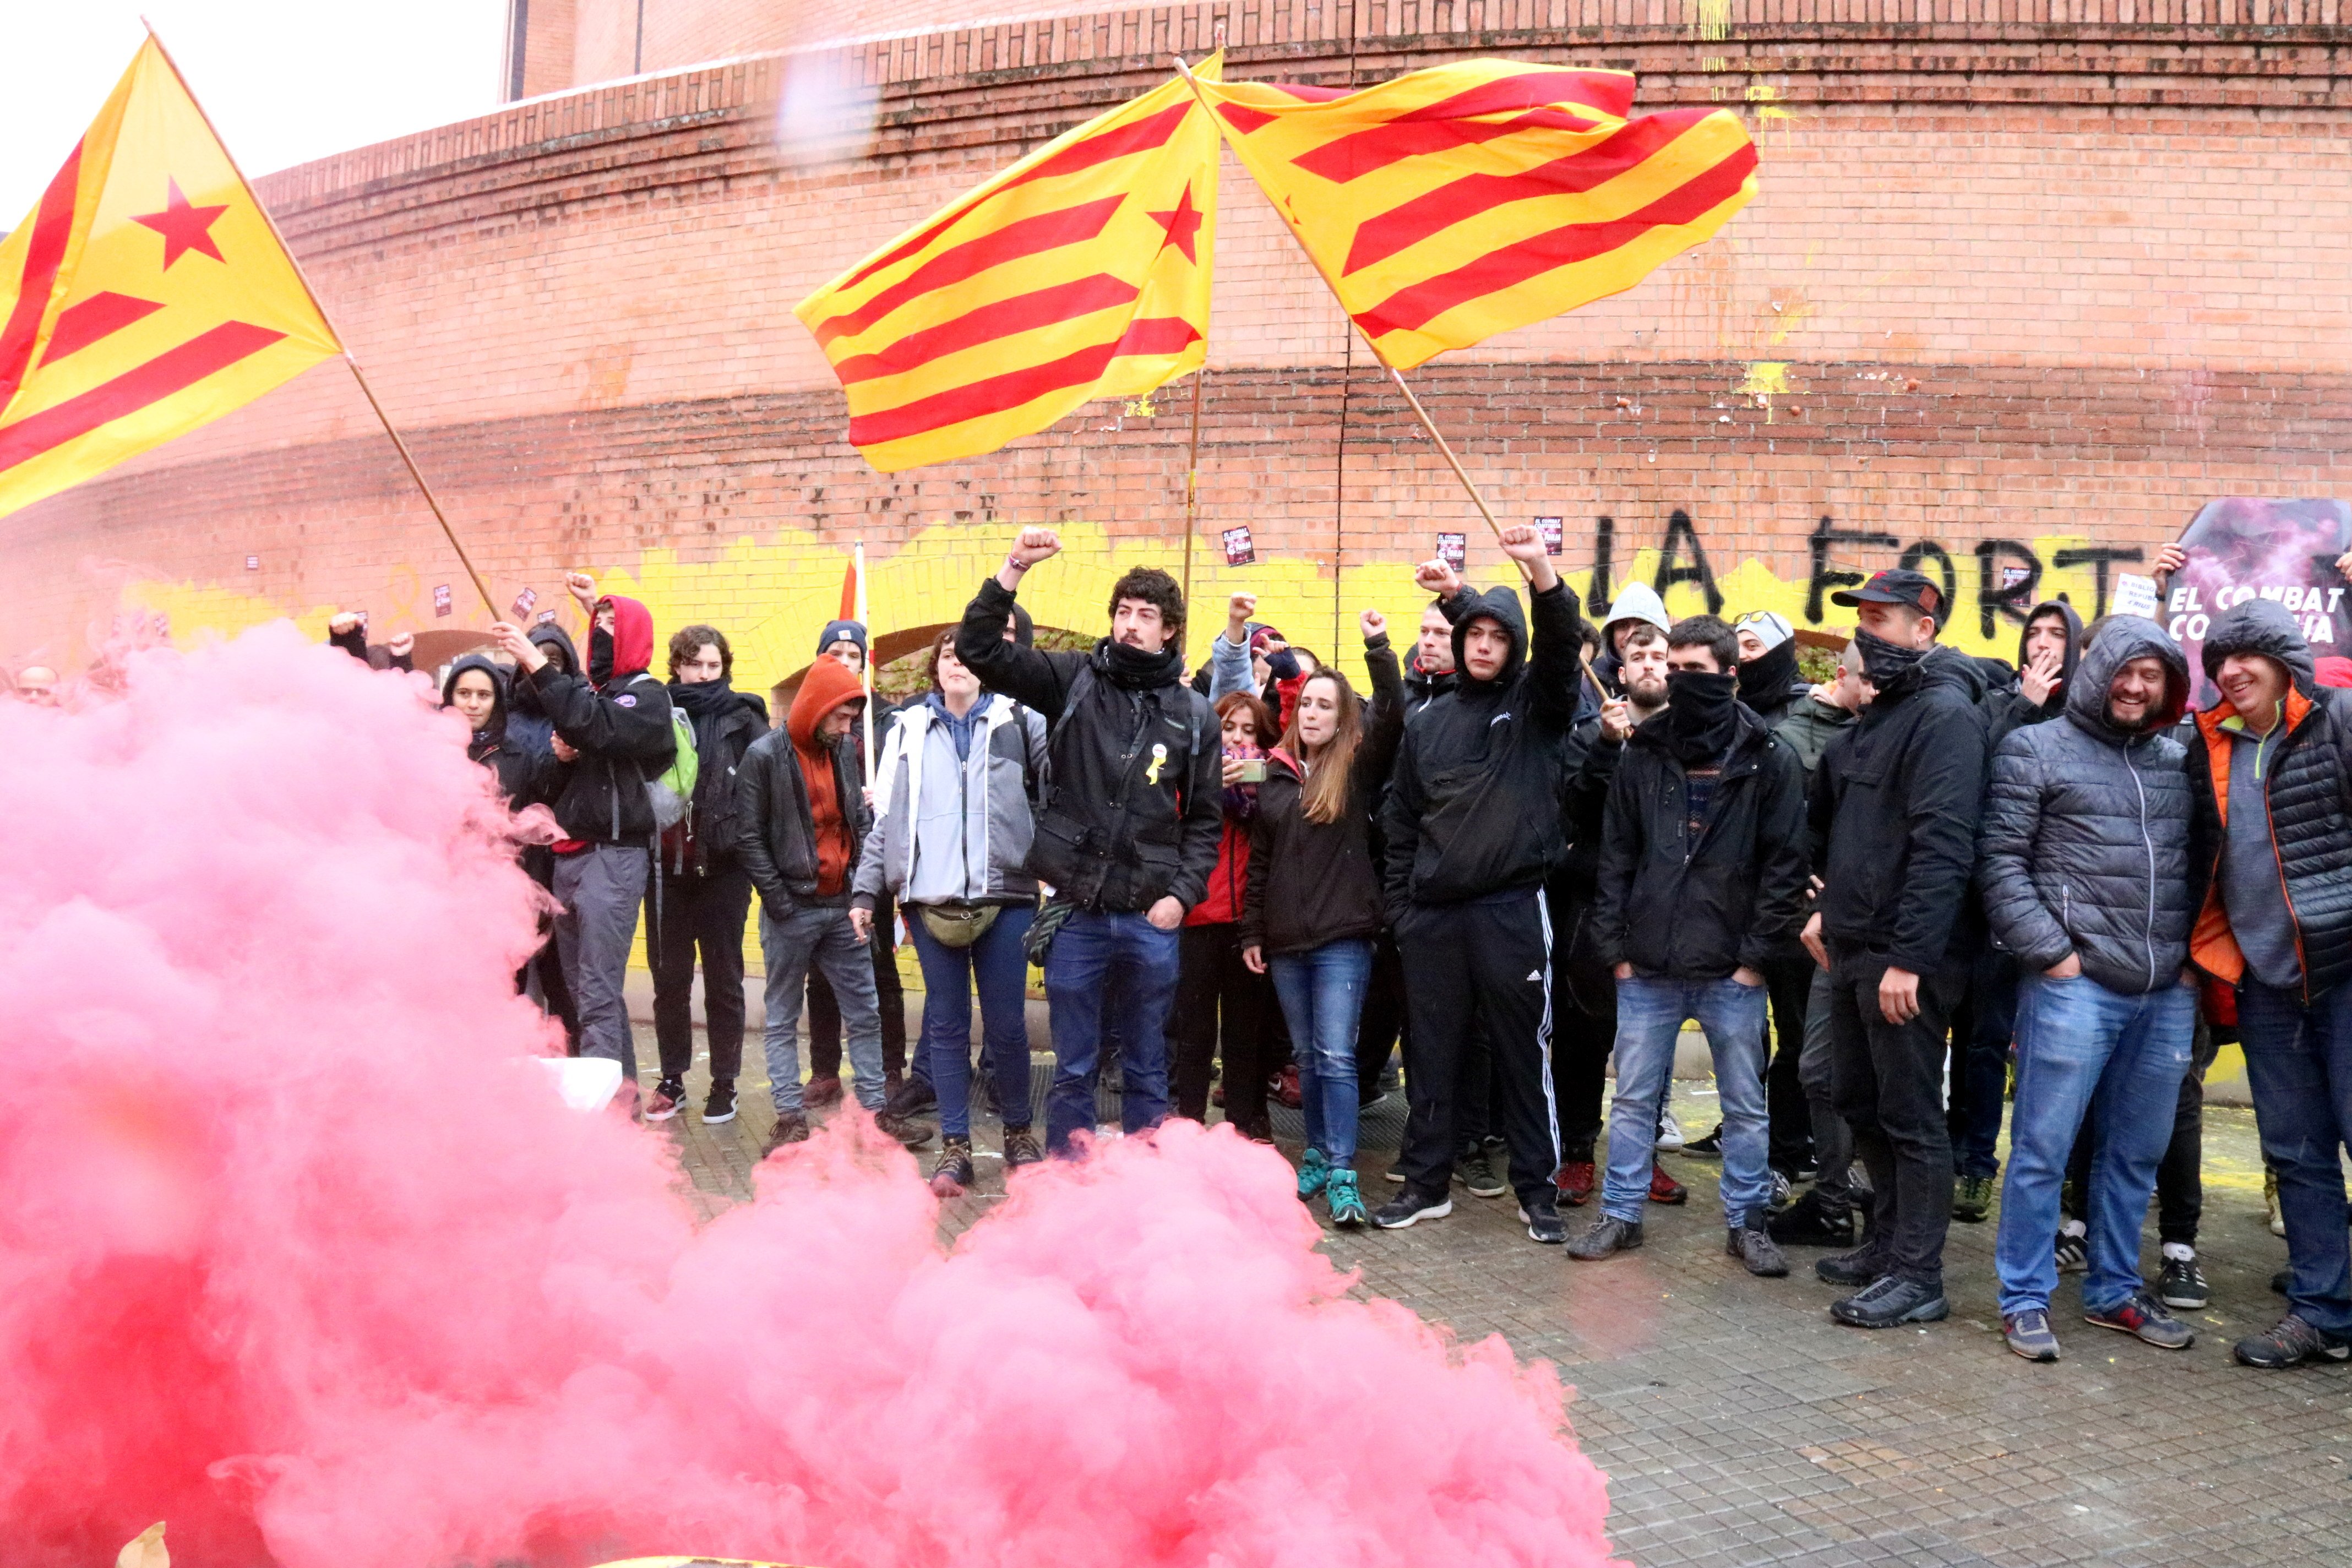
xmin=1732 ymin=611 xmax=1809 ymax=725
xmin=1977 ymin=618 xmax=2199 ymax=1363
xmin=489 ymin=572 xmax=678 ymax=1119
xmin=1801 ymin=568 xmax=1991 ymax=1329
xmin=1372 ymin=525 xmax=1588 ymax=1243
xmin=641 ymin=625 xmax=770 ymax=1128
xmin=1238 ymin=610 xmax=1407 ymax=1229
xmin=1569 ymin=616 xmax=1808 ymax=1274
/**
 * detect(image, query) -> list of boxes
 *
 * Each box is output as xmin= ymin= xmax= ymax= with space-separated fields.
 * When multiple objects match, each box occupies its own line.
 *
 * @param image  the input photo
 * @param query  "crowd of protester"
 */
xmin=208 ymin=524 xmax=2352 ymax=1375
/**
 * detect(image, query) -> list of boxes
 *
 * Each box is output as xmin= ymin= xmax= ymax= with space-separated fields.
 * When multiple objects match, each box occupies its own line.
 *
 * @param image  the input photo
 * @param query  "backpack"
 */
xmin=1059 ymin=662 xmax=1207 ymax=802
xmin=636 ymin=676 xmax=699 ymax=831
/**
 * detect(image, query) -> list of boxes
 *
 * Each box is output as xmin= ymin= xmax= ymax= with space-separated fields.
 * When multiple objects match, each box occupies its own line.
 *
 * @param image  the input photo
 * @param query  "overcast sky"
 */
xmin=3 ymin=2 xmax=507 ymax=226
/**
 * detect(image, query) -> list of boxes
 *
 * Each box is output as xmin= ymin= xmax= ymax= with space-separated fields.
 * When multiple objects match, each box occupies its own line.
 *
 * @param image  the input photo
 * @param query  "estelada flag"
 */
xmin=0 ymin=39 xmax=342 ymax=520
xmin=1196 ymin=61 xmax=1756 ymax=370
xmin=796 ymin=55 xmax=1221 ymax=473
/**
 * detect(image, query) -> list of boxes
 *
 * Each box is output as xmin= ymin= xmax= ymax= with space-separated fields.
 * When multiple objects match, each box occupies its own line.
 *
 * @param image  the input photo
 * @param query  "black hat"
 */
xmin=1831 ymin=568 xmax=1943 ymax=617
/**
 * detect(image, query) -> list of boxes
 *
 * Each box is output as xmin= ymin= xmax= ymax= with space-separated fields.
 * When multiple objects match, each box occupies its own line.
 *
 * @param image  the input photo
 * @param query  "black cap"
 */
xmin=1831 ymin=568 xmax=1943 ymax=616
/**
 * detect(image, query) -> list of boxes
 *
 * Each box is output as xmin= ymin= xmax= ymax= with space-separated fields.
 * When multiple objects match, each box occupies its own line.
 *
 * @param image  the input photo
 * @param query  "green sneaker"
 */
xmin=1952 ymin=1174 xmax=1995 ymax=1223
xmin=1326 ymin=1167 xmax=1367 ymax=1228
xmin=1297 ymin=1146 xmax=1330 ymax=1202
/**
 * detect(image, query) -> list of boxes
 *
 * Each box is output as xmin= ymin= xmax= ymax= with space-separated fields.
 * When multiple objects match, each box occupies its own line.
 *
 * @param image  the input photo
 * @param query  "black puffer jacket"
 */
xmin=1592 ymin=702 xmax=1810 ymax=977
xmin=1979 ymin=618 xmax=2195 ymax=995
xmin=1810 ymin=645 xmax=1992 ymax=973
xmin=1381 ymin=578 xmax=1587 ymax=919
xmin=2187 ymin=597 xmax=2352 ymax=1001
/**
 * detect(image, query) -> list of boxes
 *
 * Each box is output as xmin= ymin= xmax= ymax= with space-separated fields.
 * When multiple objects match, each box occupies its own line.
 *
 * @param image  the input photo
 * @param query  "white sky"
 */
xmin=2 ymin=3 xmax=507 ymax=227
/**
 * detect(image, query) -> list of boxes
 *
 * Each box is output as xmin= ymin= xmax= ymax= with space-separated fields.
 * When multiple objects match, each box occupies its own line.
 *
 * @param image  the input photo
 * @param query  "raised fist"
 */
xmin=1360 ymin=608 xmax=1387 ymax=641
xmin=1497 ymin=523 xmax=1546 ymax=564
xmin=328 ymin=611 xmax=362 ymax=636
xmin=565 ymin=571 xmax=598 ymax=609
xmin=1227 ymin=591 xmax=1257 ymax=627
xmin=1009 ymin=528 xmax=1061 ymax=568
xmin=1414 ymin=559 xmax=1464 ymax=599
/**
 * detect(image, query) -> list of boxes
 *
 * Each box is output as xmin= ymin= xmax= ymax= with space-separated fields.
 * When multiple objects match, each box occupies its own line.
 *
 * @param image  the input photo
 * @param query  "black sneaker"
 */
xmin=1769 ymin=1189 xmax=1856 ymax=1247
xmin=886 ymin=1072 xmax=939 ymax=1118
xmin=1371 ymin=1186 xmax=1453 ymax=1230
xmin=873 ymin=1108 xmax=934 ymax=1148
xmin=644 ymin=1078 xmax=688 ymax=1122
xmin=1002 ymin=1125 xmax=1044 ymax=1169
xmin=1729 ymin=1222 xmax=1790 ymax=1277
xmin=2054 ymin=1229 xmax=2088 ymax=1272
xmin=701 ymin=1080 xmax=738 ymax=1125
xmin=1816 ymin=1245 xmax=1890 ymax=1287
xmin=1683 ymin=1125 xmax=1724 ymax=1158
xmin=1566 ymin=1215 xmax=1644 ymax=1260
xmin=1456 ymin=1148 xmax=1507 ymax=1199
xmin=2233 ymin=1314 xmax=2351 ymax=1369
xmin=1518 ymin=1196 xmax=1566 ymax=1244
xmin=2157 ymin=1254 xmax=2209 ymax=1310
xmin=1831 ymin=1273 xmax=1948 ymax=1329
xmin=2084 ymin=1291 xmax=2195 ymax=1351
xmin=1951 ymin=1174 xmax=1995 ymax=1224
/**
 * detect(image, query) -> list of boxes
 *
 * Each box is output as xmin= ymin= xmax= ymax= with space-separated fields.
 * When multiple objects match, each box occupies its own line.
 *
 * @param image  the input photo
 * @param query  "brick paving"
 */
xmin=650 ymin=1043 xmax=2351 ymax=1568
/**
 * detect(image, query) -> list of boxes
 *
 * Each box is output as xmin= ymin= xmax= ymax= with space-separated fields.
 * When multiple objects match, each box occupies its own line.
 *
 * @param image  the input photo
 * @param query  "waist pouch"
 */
xmin=917 ymin=902 xmax=1000 ymax=949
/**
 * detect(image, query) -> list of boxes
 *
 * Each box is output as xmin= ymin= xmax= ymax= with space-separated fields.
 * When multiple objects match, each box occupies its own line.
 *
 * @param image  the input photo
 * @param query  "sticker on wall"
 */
xmin=243 ymin=554 xmax=259 ymax=571
xmin=1535 ymin=516 xmax=1564 ymax=556
xmin=1436 ymin=532 xmax=1467 ymax=573
xmin=2002 ymin=564 xmax=2033 ymax=591
xmin=536 ymin=608 xmax=558 ymax=625
xmin=1221 ymin=525 xmax=1255 ymax=566
xmin=511 ymin=586 xmax=538 ymax=622
xmin=433 ymin=585 xmax=453 ymax=618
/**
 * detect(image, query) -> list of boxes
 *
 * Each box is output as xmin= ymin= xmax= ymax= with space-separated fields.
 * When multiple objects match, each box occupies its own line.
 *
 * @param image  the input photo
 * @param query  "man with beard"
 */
xmin=1978 ymin=618 xmax=2199 ymax=1362
xmin=1569 ymin=616 xmax=1808 ymax=1274
xmin=1802 ymin=568 xmax=1990 ymax=1329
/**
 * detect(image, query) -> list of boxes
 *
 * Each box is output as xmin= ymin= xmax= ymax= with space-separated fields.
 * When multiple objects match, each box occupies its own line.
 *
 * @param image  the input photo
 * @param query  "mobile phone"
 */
xmin=1234 ymin=758 xmax=1267 ymax=783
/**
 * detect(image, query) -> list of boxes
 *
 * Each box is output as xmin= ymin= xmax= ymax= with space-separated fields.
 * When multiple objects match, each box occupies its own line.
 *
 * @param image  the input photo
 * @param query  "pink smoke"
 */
xmin=0 ymin=624 xmax=1618 ymax=1568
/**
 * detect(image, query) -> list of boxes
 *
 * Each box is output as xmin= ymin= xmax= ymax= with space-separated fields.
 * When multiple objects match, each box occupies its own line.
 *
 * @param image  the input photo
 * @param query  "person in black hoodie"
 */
xmin=1733 ymin=611 xmax=1810 ymax=725
xmin=441 ymin=653 xmax=546 ymax=805
xmin=1239 ymin=609 xmax=1406 ymax=1229
xmin=499 ymin=619 xmax=582 ymax=1050
xmin=643 ymin=625 xmax=770 ymax=1128
xmin=1371 ymin=524 xmax=1587 ymax=1243
xmin=1570 ymin=616 xmax=1808 ymax=1276
xmin=954 ymin=528 xmax=1222 ymax=1155
xmin=491 ymin=573 xmax=678 ymax=1117
xmin=1801 ymin=568 xmax=1991 ymax=1329
xmin=504 ymin=621 xmax=581 ymax=756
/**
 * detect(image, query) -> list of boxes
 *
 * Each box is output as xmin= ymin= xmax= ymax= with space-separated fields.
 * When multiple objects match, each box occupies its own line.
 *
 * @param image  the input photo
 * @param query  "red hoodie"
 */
xmin=594 ymin=595 xmax=655 ymax=688
xmin=788 ymin=657 xmax=867 ymax=896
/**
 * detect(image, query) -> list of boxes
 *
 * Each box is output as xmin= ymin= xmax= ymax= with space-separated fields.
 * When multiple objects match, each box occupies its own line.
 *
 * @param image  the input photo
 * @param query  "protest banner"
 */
xmin=2166 ymin=498 xmax=2352 ymax=709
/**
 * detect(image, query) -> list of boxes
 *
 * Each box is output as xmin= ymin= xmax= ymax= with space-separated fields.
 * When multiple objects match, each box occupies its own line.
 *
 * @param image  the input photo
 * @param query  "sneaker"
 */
xmin=2003 ymin=1307 xmax=2061 ymax=1362
xmin=643 ymin=1079 xmax=687 ymax=1122
xmin=1952 ymin=1174 xmax=1995 ymax=1224
xmin=1520 ymin=1195 xmax=1566 ymax=1244
xmin=929 ymin=1136 xmax=975 ymax=1197
xmin=1326 ymin=1168 xmax=1368 ymax=1228
xmin=2158 ymin=1254 xmax=2210 ymax=1310
xmin=1729 ymin=1221 xmax=1790 ymax=1277
xmin=1656 ymin=1110 xmax=1685 ymax=1151
xmin=1770 ymin=1189 xmax=1856 ymax=1247
xmin=2233 ymin=1314 xmax=2351 ymax=1369
xmin=1554 ymin=1159 xmax=1596 ymax=1207
xmin=873 ymin=1108 xmax=933 ymax=1148
xmin=1275 ymin=1063 xmax=1302 ymax=1109
xmin=701 ymin=1080 xmax=738 ymax=1125
xmin=1768 ymin=1169 xmax=1795 ymax=1212
xmin=1846 ymin=1162 xmax=1872 ymax=1200
xmin=1297 ymin=1146 xmax=1331 ymax=1202
xmin=886 ymin=1072 xmax=939 ymax=1118
xmin=1371 ymin=1186 xmax=1452 ymax=1229
xmin=1002 ymin=1125 xmax=1044 ymax=1170
xmin=884 ymin=1069 xmax=906 ymax=1101
xmin=1566 ymin=1215 xmax=1644 ymax=1260
xmin=2084 ymin=1291 xmax=2195 ymax=1351
xmin=1816 ymin=1244 xmax=1890 ymax=1287
xmin=761 ymin=1110 xmax=810 ymax=1154
xmin=1683 ymin=1125 xmax=1724 ymax=1158
xmin=1831 ymin=1273 xmax=1949 ymax=1329
xmin=2264 ymin=1168 xmax=2286 ymax=1236
xmin=1456 ymin=1148 xmax=1507 ymax=1199
xmin=1648 ymin=1161 xmax=1687 ymax=1205
xmin=804 ymin=1074 xmax=844 ymax=1109
xmin=2054 ymin=1229 xmax=2088 ymax=1272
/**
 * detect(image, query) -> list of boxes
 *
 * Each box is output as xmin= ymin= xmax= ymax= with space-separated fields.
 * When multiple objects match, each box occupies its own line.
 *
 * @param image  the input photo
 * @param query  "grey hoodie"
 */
xmin=851 ymin=692 xmax=1049 ymax=911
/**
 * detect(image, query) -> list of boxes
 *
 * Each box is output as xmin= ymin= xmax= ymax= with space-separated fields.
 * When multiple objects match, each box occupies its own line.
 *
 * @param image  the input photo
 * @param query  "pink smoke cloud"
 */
xmin=0 ymin=624 xmax=1618 ymax=1568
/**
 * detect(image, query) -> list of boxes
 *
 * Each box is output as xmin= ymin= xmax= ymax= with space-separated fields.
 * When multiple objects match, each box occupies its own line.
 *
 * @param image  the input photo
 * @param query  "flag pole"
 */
xmin=853 ymin=540 xmax=874 ymax=783
xmin=140 ymin=18 xmax=497 ymax=617
xmin=1179 ymin=366 xmax=1207 ymax=609
xmin=1173 ymin=55 xmax=1509 ymax=551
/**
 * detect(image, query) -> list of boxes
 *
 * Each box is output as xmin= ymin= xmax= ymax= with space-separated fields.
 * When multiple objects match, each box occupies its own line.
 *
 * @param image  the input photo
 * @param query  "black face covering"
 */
xmin=1854 ymin=627 xmax=1928 ymax=689
xmin=588 ymin=627 xmax=615 ymax=688
xmin=1663 ymin=669 xmax=1740 ymax=763
xmin=1736 ymin=638 xmax=1800 ymax=708
xmin=1098 ymin=636 xmax=1183 ymax=690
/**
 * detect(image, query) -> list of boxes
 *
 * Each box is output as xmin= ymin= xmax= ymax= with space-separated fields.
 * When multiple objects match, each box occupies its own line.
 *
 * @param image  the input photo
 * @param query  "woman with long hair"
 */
xmin=1240 ymin=611 xmax=1406 ymax=1226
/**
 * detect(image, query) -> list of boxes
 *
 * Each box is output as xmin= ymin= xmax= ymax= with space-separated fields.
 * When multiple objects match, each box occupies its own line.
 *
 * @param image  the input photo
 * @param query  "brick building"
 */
xmin=8 ymin=0 xmax=2348 ymax=685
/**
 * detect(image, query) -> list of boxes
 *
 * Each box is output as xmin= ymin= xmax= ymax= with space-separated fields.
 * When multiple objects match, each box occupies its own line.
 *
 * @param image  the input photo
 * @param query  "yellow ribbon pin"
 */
xmin=1146 ymin=742 xmax=1169 ymax=785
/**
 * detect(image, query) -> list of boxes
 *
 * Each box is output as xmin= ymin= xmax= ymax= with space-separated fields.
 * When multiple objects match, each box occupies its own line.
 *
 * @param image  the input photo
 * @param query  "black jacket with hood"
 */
xmin=442 ymin=654 xmax=556 ymax=807
xmin=1381 ymin=575 xmax=1587 ymax=919
xmin=505 ymin=622 xmax=581 ymax=755
xmin=2186 ymin=597 xmax=2352 ymax=1002
xmin=1810 ymin=643 xmax=1992 ymax=973
xmin=1240 ymin=635 xmax=1407 ymax=956
xmin=1984 ymin=599 xmax=2084 ymax=751
xmin=955 ymin=577 xmax=1221 ymax=913
xmin=662 ymin=679 xmax=770 ymax=877
xmin=1979 ymin=618 xmax=2198 ymax=996
xmin=517 ymin=597 xmax=677 ymax=845
xmin=1592 ymin=700 xmax=1810 ymax=978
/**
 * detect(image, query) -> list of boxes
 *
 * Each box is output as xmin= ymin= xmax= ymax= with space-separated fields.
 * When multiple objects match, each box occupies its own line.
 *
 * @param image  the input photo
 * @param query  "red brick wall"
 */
xmin=7 ymin=2 xmax=2349 ymax=680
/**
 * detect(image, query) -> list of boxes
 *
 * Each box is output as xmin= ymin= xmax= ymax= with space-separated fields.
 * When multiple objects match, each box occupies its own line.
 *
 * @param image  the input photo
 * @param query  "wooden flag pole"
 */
xmin=142 ymin=18 xmax=497 ymax=617
xmin=1173 ymin=54 xmax=1511 ymax=554
xmin=1179 ymin=366 xmax=1207 ymax=609
xmin=853 ymin=540 xmax=874 ymax=783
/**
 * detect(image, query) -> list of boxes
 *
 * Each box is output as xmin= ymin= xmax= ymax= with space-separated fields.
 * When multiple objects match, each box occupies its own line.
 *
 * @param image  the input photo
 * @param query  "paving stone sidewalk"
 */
xmin=650 ymin=1048 xmax=2351 ymax=1568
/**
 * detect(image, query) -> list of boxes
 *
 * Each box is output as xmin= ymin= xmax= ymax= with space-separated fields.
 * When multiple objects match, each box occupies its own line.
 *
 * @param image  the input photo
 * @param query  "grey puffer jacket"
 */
xmin=851 ymin=692 xmax=1049 ymax=911
xmin=1978 ymin=617 xmax=2194 ymax=995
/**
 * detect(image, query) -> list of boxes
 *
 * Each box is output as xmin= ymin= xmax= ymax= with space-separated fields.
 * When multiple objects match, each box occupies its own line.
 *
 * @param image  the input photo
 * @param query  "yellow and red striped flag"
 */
xmin=1196 ymin=60 xmax=1756 ymax=370
xmin=795 ymin=57 xmax=1221 ymax=473
xmin=0 ymin=39 xmax=343 ymax=520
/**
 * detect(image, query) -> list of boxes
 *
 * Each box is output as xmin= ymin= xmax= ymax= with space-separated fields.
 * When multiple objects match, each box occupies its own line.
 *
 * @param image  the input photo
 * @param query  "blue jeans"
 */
xmin=1269 ymin=938 xmax=1375 ymax=1165
xmin=1042 ymin=910 xmax=1179 ymax=1153
xmin=760 ymin=903 xmax=884 ymax=1112
xmin=1994 ymin=973 xmax=2194 ymax=1316
xmin=2240 ymin=978 xmax=2352 ymax=1336
xmin=1605 ymin=974 xmax=1770 ymax=1226
xmin=906 ymin=903 xmax=1035 ymax=1139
